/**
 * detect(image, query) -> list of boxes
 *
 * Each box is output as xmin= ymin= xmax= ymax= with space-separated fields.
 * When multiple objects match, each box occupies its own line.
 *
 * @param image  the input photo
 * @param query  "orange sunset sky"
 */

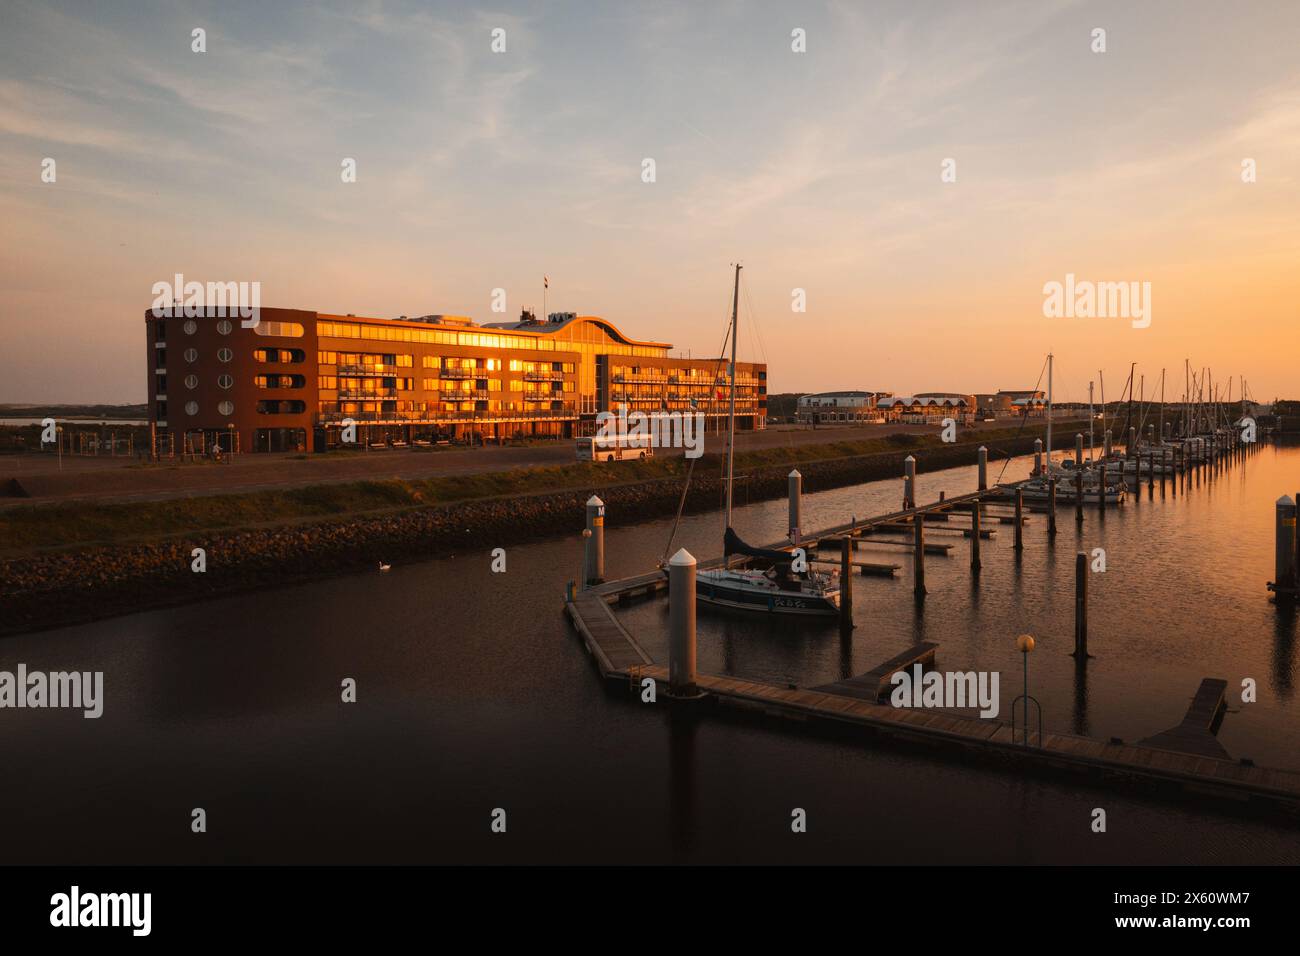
xmin=1 ymin=0 xmax=1298 ymax=405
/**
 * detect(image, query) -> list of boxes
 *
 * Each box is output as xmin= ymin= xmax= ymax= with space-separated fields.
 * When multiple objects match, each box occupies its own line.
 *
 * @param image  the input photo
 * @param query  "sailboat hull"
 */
xmin=696 ymin=570 xmax=841 ymax=617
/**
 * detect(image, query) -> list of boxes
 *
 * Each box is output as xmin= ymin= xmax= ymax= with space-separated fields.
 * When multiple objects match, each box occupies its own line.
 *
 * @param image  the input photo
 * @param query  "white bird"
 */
xmin=378 ymin=562 xmax=391 ymax=573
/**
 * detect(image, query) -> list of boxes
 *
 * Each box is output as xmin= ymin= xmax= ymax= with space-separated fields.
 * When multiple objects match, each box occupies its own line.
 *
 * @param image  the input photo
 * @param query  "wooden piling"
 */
xmin=970 ymin=505 xmax=981 ymax=573
xmin=1075 ymin=471 xmax=1084 ymax=524
xmin=1014 ymin=488 xmax=1024 ymax=551
xmin=840 ymin=537 xmax=855 ymax=628
xmin=913 ymin=515 xmax=926 ymax=597
xmin=1047 ymin=478 xmax=1057 ymax=537
xmin=1072 ymin=551 xmax=1089 ymax=659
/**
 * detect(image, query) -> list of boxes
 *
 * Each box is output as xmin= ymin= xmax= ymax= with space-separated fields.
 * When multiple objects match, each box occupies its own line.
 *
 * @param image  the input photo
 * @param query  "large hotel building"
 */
xmin=144 ymin=307 xmax=766 ymax=453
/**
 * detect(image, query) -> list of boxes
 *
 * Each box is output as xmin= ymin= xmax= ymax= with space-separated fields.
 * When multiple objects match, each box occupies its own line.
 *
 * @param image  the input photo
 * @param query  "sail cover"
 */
xmin=724 ymin=526 xmax=796 ymax=562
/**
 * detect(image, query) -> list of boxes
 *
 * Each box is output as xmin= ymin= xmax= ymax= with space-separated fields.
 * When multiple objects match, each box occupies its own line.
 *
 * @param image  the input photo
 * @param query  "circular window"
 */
xmin=218 ymin=400 xmax=235 ymax=416
xmin=185 ymin=401 xmax=199 ymax=416
xmin=183 ymin=320 xmax=198 ymax=335
xmin=216 ymin=320 xmax=232 ymax=335
xmin=217 ymin=374 xmax=233 ymax=389
xmin=184 ymin=348 xmax=198 ymax=363
xmin=184 ymin=374 xmax=198 ymax=389
xmin=217 ymin=348 xmax=233 ymax=362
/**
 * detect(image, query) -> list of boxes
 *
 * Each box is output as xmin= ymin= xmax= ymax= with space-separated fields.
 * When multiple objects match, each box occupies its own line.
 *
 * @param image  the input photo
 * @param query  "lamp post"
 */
xmin=1016 ymin=633 xmax=1036 ymax=746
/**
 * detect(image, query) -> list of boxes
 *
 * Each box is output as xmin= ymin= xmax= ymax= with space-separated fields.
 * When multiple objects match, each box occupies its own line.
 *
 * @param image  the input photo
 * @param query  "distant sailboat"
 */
xmin=694 ymin=265 xmax=841 ymax=617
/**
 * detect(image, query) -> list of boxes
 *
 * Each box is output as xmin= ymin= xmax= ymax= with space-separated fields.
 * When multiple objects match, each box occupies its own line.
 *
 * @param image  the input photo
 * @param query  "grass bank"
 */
xmin=0 ymin=422 xmax=1077 ymax=557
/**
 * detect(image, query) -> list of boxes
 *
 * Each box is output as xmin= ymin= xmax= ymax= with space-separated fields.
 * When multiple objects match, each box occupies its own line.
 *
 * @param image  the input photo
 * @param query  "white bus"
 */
xmin=575 ymin=434 xmax=654 ymax=462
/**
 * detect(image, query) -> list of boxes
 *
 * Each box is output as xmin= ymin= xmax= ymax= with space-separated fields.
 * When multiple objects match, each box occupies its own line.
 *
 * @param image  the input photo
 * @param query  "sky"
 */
xmin=1 ymin=0 xmax=1298 ymax=404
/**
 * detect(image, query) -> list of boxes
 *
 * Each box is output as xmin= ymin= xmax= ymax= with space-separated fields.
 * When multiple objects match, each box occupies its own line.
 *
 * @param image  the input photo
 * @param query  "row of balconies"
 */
xmin=337 ymin=363 xmax=402 ymax=376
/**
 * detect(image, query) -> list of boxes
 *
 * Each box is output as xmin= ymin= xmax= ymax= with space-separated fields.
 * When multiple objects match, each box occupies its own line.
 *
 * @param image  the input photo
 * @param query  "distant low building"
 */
xmin=879 ymin=394 xmax=976 ymax=424
xmin=796 ymin=390 xmax=890 ymax=424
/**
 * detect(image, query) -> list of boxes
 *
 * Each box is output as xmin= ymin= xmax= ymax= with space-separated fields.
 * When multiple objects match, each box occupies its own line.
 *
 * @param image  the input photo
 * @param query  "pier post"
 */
xmin=1174 ymin=445 xmax=1181 ymax=497
xmin=1161 ymin=449 xmax=1168 ymax=496
xmin=668 ymin=549 xmax=699 ymax=696
xmin=913 ymin=515 xmax=926 ymax=597
xmin=1014 ymin=487 xmax=1024 ymax=551
xmin=1276 ymin=496 xmax=1297 ymax=595
xmin=1075 ymin=433 xmax=1084 ymax=469
xmin=904 ymin=455 xmax=916 ymax=510
xmin=1075 ymin=470 xmax=1084 ymax=524
xmin=584 ymin=495 xmax=605 ymax=586
xmin=1147 ymin=452 xmax=1155 ymax=498
xmin=1033 ymin=439 xmax=1043 ymax=477
xmin=1048 ymin=478 xmax=1058 ymax=537
xmin=1104 ymin=429 xmax=1113 ymax=460
xmin=970 ymin=505 xmax=981 ymax=573
xmin=840 ymin=537 xmax=855 ymax=627
xmin=1072 ymin=551 xmax=1089 ymax=659
xmin=978 ymin=446 xmax=988 ymax=491
xmin=788 ymin=469 xmax=802 ymax=545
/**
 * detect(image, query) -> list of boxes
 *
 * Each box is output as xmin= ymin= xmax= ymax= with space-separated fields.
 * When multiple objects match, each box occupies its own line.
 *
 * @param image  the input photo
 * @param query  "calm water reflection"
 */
xmin=1 ymin=444 xmax=1297 ymax=863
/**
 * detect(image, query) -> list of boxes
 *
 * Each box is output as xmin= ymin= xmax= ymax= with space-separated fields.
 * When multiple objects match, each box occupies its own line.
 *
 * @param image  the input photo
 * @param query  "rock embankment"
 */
xmin=0 ymin=434 xmax=1043 ymax=633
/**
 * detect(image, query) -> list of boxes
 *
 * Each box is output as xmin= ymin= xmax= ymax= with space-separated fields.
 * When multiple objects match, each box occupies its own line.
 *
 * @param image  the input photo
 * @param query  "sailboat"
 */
xmin=1019 ymin=352 xmax=1125 ymax=504
xmin=695 ymin=265 xmax=841 ymax=617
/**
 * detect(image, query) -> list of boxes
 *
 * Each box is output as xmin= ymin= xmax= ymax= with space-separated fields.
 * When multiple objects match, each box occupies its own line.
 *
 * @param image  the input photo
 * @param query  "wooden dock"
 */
xmin=811 ymin=642 xmax=939 ymax=701
xmin=1139 ymin=678 xmax=1230 ymax=760
xmin=563 ymin=460 xmax=1300 ymax=817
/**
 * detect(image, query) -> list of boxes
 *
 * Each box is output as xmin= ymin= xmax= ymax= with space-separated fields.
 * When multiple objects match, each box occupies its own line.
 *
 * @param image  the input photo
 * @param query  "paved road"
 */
xmin=1 ymin=419 xmax=1077 ymax=507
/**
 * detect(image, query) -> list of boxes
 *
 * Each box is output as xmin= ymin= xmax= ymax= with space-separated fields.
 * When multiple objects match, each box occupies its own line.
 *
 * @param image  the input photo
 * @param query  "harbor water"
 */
xmin=1 ymin=443 xmax=1297 ymax=864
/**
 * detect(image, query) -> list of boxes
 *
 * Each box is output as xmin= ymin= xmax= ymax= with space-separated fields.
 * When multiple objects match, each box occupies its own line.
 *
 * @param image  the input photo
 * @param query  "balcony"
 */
xmin=524 ymin=371 xmax=564 ymax=381
xmin=338 ymin=363 xmax=400 ymax=376
xmin=338 ymin=388 xmax=397 ymax=399
xmin=439 ymin=367 xmax=476 ymax=379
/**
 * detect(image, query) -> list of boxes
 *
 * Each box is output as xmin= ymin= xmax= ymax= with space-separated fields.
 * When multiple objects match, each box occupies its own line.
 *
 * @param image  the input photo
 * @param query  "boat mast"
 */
xmin=1088 ymin=380 xmax=1094 ymax=462
xmin=724 ymin=263 xmax=741 ymax=532
xmin=1045 ymin=352 xmax=1053 ymax=473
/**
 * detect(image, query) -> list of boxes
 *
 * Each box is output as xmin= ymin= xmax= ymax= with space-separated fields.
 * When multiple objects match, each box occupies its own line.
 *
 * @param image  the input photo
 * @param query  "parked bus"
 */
xmin=575 ymin=434 xmax=653 ymax=462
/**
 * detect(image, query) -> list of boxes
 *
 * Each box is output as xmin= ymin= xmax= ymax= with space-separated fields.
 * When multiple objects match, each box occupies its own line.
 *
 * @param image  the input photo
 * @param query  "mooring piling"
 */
xmin=584 ymin=495 xmax=606 ymax=586
xmin=1275 ymin=496 xmax=1297 ymax=598
xmin=970 ymin=505 xmax=982 ymax=573
xmin=1047 ymin=477 xmax=1058 ymax=537
xmin=1075 ymin=470 xmax=1084 ymax=524
xmin=1033 ymin=439 xmax=1043 ymax=477
xmin=1072 ymin=551 xmax=1089 ymax=659
xmin=904 ymin=455 xmax=916 ymax=510
xmin=978 ymin=446 xmax=988 ymax=491
xmin=668 ymin=548 xmax=699 ymax=697
xmin=1014 ymin=487 xmax=1024 ymax=551
xmin=1104 ymin=429 xmax=1113 ymax=459
xmin=913 ymin=514 xmax=926 ymax=597
xmin=788 ymin=469 xmax=802 ymax=544
xmin=840 ymin=537 xmax=855 ymax=628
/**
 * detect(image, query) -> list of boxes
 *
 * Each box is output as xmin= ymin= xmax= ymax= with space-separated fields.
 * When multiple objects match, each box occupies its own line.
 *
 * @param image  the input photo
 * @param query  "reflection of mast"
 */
xmin=724 ymin=263 xmax=741 ymax=532
xmin=1045 ymin=352 xmax=1053 ymax=470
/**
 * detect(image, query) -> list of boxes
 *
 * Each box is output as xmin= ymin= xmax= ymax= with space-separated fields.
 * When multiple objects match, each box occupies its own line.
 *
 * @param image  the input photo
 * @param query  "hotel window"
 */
xmin=509 ymin=359 xmax=522 ymax=371
xmin=184 ymin=374 xmax=198 ymax=389
xmin=422 ymin=355 xmax=439 ymax=369
xmin=183 ymin=320 xmax=198 ymax=335
xmin=218 ymin=401 xmax=234 ymax=416
xmin=488 ymin=379 xmax=502 ymax=391
xmin=320 ymin=376 xmax=337 ymax=390
xmin=216 ymin=320 xmax=233 ymax=335
xmin=184 ymin=348 xmax=198 ymax=363
xmin=157 ymin=401 xmax=167 ymax=419
xmin=185 ymin=401 xmax=198 ymax=416
xmin=254 ymin=321 xmax=305 ymax=337
xmin=422 ymin=379 xmax=438 ymax=391
xmin=218 ymin=348 xmax=233 ymax=362
xmin=155 ymin=349 xmax=167 ymax=368
xmin=486 ymin=358 xmax=501 ymax=371
xmin=319 ymin=351 xmax=337 ymax=365
xmin=509 ymin=379 xmax=523 ymax=391
xmin=396 ymin=354 xmax=413 ymax=367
